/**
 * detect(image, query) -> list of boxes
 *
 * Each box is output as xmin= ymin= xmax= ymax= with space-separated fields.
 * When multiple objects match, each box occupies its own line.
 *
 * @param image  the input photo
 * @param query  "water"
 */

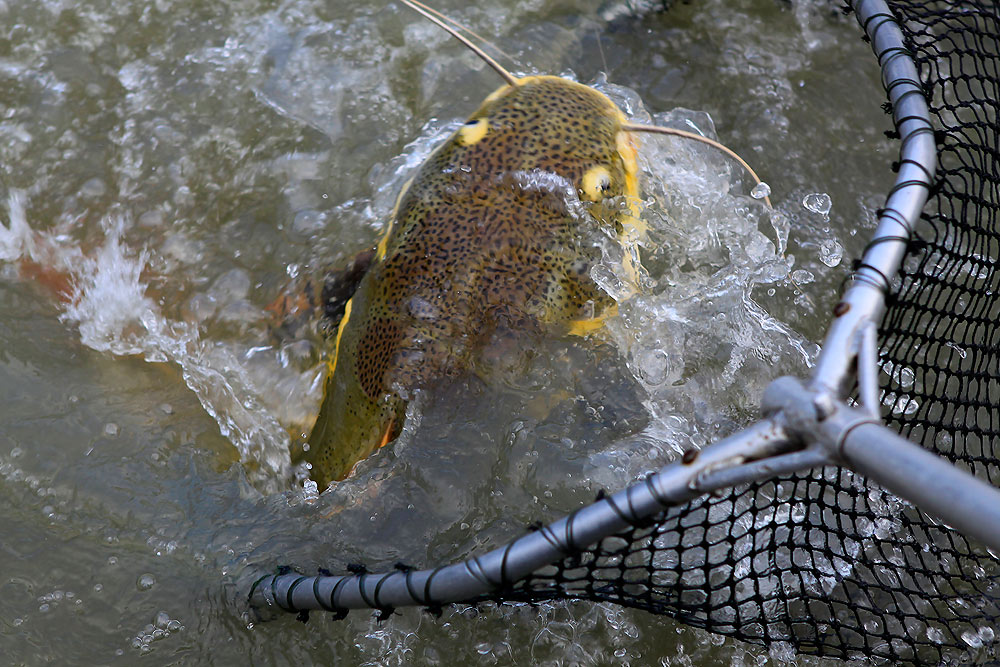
xmin=0 ymin=0 xmax=894 ymax=664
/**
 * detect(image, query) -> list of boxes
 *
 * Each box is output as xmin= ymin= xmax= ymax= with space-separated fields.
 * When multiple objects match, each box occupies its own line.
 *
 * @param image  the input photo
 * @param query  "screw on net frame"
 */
xmin=250 ymin=0 xmax=1000 ymax=663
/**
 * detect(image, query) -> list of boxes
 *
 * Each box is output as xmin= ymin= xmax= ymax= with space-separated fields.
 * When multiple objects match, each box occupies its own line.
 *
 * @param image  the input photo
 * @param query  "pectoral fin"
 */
xmin=567 ymin=303 xmax=618 ymax=337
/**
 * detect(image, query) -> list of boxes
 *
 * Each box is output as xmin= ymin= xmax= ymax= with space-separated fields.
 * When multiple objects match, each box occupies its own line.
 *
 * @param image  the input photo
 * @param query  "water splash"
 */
xmin=2 ymin=196 xmax=295 ymax=490
xmin=588 ymin=81 xmax=813 ymax=476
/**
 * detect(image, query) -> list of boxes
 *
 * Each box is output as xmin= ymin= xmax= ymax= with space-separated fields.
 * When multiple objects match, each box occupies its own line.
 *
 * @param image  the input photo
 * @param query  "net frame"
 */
xmin=249 ymin=0 xmax=1000 ymax=662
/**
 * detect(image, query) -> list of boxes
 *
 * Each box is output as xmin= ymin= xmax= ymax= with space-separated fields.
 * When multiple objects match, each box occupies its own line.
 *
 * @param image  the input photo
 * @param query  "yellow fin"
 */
xmin=568 ymin=303 xmax=619 ymax=337
xmin=327 ymin=298 xmax=353 ymax=376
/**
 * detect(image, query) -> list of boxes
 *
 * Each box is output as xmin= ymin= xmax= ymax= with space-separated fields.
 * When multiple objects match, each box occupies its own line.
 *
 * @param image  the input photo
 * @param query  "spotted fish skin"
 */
xmin=305 ymin=75 xmax=641 ymax=488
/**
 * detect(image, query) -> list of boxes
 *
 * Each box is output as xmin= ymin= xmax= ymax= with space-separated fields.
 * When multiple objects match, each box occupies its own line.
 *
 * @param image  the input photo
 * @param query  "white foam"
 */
xmin=0 ymin=191 xmax=35 ymax=262
xmin=2 ymin=199 xmax=296 ymax=489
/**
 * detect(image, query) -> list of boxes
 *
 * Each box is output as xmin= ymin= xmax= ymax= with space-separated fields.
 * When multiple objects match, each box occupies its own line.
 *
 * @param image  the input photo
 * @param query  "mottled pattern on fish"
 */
xmin=306 ymin=75 xmax=641 ymax=487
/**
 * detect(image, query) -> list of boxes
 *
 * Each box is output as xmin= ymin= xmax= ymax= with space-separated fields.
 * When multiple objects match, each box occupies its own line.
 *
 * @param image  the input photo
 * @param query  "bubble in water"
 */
xmin=750 ymin=182 xmax=771 ymax=199
xmin=818 ymin=238 xmax=843 ymax=267
xmin=136 ymin=574 xmax=156 ymax=591
xmin=802 ymin=192 xmax=832 ymax=216
xmin=154 ymin=611 xmax=171 ymax=629
xmin=104 ymin=423 xmax=120 ymax=437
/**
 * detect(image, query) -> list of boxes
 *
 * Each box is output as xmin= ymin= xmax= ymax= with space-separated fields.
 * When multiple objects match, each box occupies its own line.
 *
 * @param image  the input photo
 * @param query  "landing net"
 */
xmin=251 ymin=1 xmax=1000 ymax=663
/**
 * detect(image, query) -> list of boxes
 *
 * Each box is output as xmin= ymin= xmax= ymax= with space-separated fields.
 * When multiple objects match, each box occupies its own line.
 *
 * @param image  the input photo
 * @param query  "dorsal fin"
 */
xmin=399 ymin=0 xmax=519 ymax=87
xmin=622 ymin=122 xmax=772 ymax=208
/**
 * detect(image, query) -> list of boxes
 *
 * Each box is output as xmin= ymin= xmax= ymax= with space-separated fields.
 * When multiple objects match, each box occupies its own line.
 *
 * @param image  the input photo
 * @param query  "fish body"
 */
xmin=305 ymin=75 xmax=643 ymax=487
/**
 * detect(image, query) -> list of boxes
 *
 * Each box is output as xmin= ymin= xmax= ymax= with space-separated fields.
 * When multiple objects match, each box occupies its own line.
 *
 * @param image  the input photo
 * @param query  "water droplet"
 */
xmin=750 ymin=182 xmax=771 ymax=199
xmin=895 ymin=365 xmax=915 ymax=390
xmin=945 ymin=341 xmax=968 ymax=359
xmin=802 ymin=192 xmax=832 ymax=216
xmin=962 ymin=629 xmax=984 ymax=648
xmin=790 ymin=269 xmax=815 ymax=285
xmin=818 ymin=238 xmax=843 ymax=267
xmin=636 ymin=348 xmax=670 ymax=385
xmin=926 ymin=626 xmax=945 ymax=644
xmin=137 ymin=574 xmax=156 ymax=591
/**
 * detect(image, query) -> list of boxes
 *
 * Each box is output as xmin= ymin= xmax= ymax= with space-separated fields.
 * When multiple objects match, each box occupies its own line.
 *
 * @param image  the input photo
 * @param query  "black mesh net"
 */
xmin=473 ymin=2 xmax=1000 ymax=663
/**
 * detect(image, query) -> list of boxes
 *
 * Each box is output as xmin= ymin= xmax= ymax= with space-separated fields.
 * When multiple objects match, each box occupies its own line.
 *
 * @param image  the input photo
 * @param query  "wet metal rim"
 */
xmin=248 ymin=0 xmax=959 ymax=617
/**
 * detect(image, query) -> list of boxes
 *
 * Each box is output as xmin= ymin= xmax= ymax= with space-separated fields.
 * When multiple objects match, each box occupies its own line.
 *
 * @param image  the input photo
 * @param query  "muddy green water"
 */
xmin=0 ymin=0 xmax=895 ymax=664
